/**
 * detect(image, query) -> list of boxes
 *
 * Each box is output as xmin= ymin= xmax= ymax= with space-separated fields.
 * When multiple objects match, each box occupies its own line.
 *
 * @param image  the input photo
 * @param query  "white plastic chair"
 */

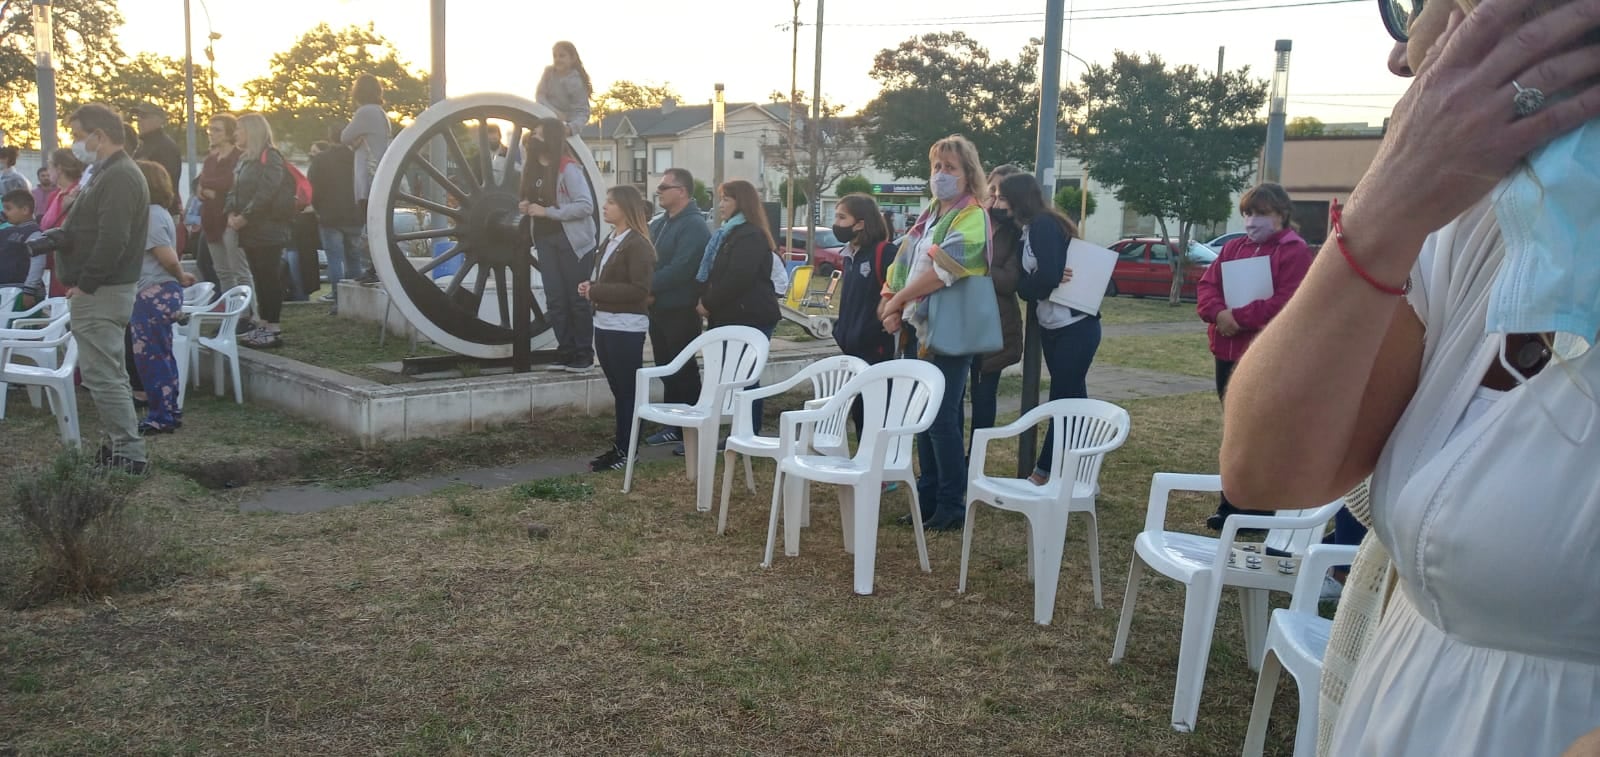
xmin=189 ymin=285 xmax=253 ymax=404
xmin=959 ymin=398 xmax=1131 ymax=624
xmin=1242 ymin=543 xmax=1359 ymax=757
xmin=623 ymin=325 xmax=770 ymax=512
xmin=173 ymin=282 xmax=217 ymax=408
xmin=718 ymin=355 xmax=867 ymax=535
xmin=0 ymin=325 xmax=80 ymax=446
xmin=2 ymin=292 xmax=66 ymax=330
xmin=0 ymin=287 xmax=21 ymax=329
xmin=0 ymin=307 xmax=71 ymax=418
xmin=1108 ymin=473 xmax=1343 ymax=733
xmin=766 ymin=359 xmax=943 ymax=595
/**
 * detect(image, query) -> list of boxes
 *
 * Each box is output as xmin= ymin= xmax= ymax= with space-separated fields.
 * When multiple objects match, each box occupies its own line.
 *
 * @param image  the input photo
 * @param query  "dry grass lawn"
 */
xmin=0 ymin=385 xmax=1307 ymax=755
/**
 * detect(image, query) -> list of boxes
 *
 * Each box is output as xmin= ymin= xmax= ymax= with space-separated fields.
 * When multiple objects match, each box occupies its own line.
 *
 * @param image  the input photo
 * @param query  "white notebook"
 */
xmin=1047 ymin=238 xmax=1119 ymax=315
xmin=1221 ymin=255 xmax=1274 ymax=309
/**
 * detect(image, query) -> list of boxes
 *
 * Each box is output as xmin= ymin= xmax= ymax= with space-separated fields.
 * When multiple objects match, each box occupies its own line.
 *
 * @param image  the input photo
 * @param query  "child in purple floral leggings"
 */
xmin=131 ymin=160 xmax=196 ymax=434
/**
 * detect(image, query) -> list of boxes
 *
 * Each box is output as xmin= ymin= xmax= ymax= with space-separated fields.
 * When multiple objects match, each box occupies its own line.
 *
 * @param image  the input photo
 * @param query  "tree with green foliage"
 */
xmin=692 ymin=179 xmax=711 ymax=210
xmin=1067 ymin=52 xmax=1267 ymax=304
xmin=243 ymin=23 xmax=429 ymax=152
xmin=89 ymin=52 xmax=239 ymax=147
xmin=860 ymin=32 xmax=1050 ymax=180
xmin=593 ymin=81 xmax=681 ymax=119
xmin=835 ymin=175 xmax=873 ymax=197
xmin=1287 ymin=116 xmax=1325 ymax=137
xmin=776 ymin=177 xmax=809 ymax=213
xmin=0 ymin=0 xmax=125 ymax=145
xmin=1053 ymin=185 xmax=1096 ymax=225
xmin=765 ymin=90 xmax=863 ymax=231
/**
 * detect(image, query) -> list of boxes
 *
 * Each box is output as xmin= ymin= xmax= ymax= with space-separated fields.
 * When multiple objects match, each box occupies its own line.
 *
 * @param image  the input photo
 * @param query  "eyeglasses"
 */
xmin=1380 ymin=0 xmax=1421 ymax=42
xmin=657 ymin=184 xmax=685 ymax=193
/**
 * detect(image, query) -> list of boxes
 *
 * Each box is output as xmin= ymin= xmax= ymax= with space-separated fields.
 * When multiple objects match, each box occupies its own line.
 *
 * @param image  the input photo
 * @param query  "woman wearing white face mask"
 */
xmin=1220 ymin=0 xmax=1600 ymax=753
xmin=1194 ymin=182 xmax=1312 ymax=530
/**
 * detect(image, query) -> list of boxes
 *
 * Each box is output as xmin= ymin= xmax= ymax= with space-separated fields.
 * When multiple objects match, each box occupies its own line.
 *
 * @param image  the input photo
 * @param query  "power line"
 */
xmin=786 ymin=0 xmax=1320 ymax=27
xmin=821 ymin=0 xmax=1361 ymax=27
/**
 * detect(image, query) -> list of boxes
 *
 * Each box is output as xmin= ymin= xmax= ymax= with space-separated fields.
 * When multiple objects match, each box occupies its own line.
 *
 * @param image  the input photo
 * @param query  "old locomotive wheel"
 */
xmin=367 ymin=93 xmax=604 ymax=360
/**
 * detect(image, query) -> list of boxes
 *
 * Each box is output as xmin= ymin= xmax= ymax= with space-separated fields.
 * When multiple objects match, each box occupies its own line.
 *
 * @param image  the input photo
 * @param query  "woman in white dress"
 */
xmin=1219 ymin=0 xmax=1600 ymax=754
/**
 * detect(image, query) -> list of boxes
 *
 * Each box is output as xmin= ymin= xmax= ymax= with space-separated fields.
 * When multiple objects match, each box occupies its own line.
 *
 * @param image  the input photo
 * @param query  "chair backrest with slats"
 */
xmin=684 ymin=326 xmax=770 ymax=416
xmin=806 ymin=355 xmax=868 ymax=448
xmin=1046 ymin=399 xmax=1132 ymax=492
xmin=182 ymin=282 xmax=217 ymax=309
xmin=851 ymin=359 xmax=943 ymax=471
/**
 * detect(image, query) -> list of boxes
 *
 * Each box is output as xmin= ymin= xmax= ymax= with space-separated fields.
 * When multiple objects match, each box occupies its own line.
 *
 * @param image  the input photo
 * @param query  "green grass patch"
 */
xmin=273 ymin=302 xmax=449 ymax=384
xmin=511 ymin=477 xmax=595 ymax=502
xmin=1099 ymin=295 xmax=1199 ymax=326
xmin=1095 ymin=333 xmax=1216 ymax=378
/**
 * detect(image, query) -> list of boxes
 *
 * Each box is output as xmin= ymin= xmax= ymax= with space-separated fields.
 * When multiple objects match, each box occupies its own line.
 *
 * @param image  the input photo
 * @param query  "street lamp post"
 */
xmin=32 ymin=0 xmax=56 ymax=156
xmin=1062 ymin=49 xmax=1091 ymax=230
xmin=183 ymin=0 xmax=199 ymax=189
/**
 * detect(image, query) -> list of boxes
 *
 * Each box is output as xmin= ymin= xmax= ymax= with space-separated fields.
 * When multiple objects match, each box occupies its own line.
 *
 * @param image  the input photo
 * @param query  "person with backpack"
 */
xmin=226 ymin=112 xmax=294 ymax=348
xmin=831 ymin=193 xmax=896 ymax=437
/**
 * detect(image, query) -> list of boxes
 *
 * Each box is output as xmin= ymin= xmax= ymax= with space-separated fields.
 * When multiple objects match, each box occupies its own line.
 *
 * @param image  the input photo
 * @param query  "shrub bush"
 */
xmin=5 ymin=451 xmax=159 ymax=607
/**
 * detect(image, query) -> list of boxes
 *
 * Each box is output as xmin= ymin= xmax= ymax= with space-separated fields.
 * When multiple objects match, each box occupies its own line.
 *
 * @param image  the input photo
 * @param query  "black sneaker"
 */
xmin=356 ymin=273 xmax=381 ymax=285
xmin=589 ymin=446 xmax=629 ymax=472
xmin=94 ymin=447 xmax=148 ymax=476
xmin=644 ymin=428 xmax=682 ymax=446
xmin=1205 ymin=501 xmax=1275 ymax=533
xmin=234 ymin=319 xmax=256 ymax=336
xmin=562 ymin=360 xmax=594 ymax=374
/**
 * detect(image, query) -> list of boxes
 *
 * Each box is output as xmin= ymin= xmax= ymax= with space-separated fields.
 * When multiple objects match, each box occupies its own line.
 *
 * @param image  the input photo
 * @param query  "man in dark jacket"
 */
xmin=61 ymin=104 xmax=151 ymax=472
xmin=643 ymin=167 xmax=711 ymax=450
xmin=307 ymin=125 xmax=366 ymax=310
xmin=132 ymin=104 xmax=183 ymax=204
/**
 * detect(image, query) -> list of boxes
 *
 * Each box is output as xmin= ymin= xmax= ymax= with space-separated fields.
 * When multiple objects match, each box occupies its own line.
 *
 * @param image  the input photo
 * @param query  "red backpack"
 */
xmin=262 ymin=150 xmax=313 ymax=215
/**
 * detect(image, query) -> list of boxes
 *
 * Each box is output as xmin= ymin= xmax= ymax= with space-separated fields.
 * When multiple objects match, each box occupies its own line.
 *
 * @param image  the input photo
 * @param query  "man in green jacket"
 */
xmin=61 ymin=104 xmax=151 ymax=472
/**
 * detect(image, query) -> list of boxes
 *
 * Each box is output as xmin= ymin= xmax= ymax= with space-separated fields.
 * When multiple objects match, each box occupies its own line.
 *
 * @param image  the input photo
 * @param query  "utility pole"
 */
xmin=713 ymin=83 xmax=726 ymax=190
xmin=1263 ymin=40 xmax=1292 ymax=183
xmin=183 ymin=0 xmax=199 ymax=190
xmin=1217 ymin=46 xmax=1225 ymax=78
xmin=1022 ymin=0 xmax=1066 ymax=477
xmin=429 ymin=0 xmax=447 ymax=104
xmin=807 ymin=0 xmax=824 ymax=260
xmin=784 ymin=0 xmax=799 ymax=236
xmin=32 ymin=0 xmax=56 ymax=157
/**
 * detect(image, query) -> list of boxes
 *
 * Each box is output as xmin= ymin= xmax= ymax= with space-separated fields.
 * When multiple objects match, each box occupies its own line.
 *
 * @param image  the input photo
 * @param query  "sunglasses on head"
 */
xmin=1380 ymin=0 xmax=1422 ymax=42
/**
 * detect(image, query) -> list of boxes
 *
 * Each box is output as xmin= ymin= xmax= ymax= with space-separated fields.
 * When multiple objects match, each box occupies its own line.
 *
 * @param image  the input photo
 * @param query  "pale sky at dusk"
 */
xmin=116 ymin=0 xmax=1410 ymax=126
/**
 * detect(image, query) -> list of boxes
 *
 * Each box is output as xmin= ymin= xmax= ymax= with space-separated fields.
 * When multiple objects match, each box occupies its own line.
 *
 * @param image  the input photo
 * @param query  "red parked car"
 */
xmin=778 ymin=227 xmax=847 ymax=275
xmin=1106 ymin=237 xmax=1219 ymax=299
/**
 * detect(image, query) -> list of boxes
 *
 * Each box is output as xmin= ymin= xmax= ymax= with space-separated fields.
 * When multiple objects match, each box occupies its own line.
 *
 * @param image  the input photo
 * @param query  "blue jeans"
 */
xmin=1035 ymin=316 xmax=1103 ymax=477
xmin=282 ymin=250 xmax=309 ymax=301
xmin=903 ymin=327 xmax=972 ymax=522
xmin=320 ymin=224 xmax=368 ymax=303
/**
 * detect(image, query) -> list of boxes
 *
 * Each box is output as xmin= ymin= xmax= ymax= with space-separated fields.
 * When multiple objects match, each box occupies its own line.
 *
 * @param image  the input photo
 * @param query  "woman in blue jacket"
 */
xmin=998 ymin=172 xmax=1101 ymax=485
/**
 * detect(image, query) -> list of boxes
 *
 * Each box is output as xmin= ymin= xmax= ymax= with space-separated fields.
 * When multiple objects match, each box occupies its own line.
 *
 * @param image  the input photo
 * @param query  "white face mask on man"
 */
xmin=71 ymin=139 xmax=94 ymax=164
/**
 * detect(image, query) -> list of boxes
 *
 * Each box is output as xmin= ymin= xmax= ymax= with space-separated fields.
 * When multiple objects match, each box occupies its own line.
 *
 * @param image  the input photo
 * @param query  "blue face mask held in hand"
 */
xmin=1487 ymin=116 xmax=1600 ymax=442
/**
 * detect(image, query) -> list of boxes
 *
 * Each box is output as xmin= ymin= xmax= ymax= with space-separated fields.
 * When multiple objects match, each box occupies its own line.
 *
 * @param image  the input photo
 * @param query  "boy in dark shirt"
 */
xmin=1 ymin=189 xmax=42 ymax=304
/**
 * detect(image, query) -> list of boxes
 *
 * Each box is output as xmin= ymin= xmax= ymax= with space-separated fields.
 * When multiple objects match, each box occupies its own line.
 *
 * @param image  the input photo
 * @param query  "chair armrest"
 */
xmin=638 ymin=340 xmax=702 ymax=380
xmin=1142 ymin=472 xmax=1224 ymax=533
xmin=1212 ymin=499 xmax=1343 ymax=573
xmin=776 ymin=405 xmax=833 ymax=458
xmin=1287 ymin=544 xmax=1359 ymax=614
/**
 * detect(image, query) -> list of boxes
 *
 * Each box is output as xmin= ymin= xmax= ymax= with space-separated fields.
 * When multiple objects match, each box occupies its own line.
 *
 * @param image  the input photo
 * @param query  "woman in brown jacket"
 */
xmin=969 ymin=165 xmax=1025 ymax=451
xmin=580 ymin=185 xmax=657 ymax=471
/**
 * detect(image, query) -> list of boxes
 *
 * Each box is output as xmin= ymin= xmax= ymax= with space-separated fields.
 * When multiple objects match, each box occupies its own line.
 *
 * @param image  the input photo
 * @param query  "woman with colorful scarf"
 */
xmin=878 ymin=135 xmax=991 ymax=531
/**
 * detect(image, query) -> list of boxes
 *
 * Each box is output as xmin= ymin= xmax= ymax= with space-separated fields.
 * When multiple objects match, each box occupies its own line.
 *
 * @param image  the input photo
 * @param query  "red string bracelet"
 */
xmin=1330 ymin=204 xmax=1410 ymax=297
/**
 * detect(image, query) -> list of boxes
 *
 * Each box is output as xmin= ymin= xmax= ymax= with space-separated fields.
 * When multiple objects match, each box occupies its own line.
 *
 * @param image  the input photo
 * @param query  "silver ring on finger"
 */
xmin=1512 ymin=80 xmax=1546 ymax=118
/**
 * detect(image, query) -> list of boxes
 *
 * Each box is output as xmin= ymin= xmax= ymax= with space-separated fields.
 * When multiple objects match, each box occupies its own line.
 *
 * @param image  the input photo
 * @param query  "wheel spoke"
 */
xmin=396 ymin=192 xmax=461 ymax=221
xmin=445 ymin=260 xmax=475 ymax=298
xmin=478 ymin=118 xmax=494 ymax=189
xmin=503 ymin=124 xmax=525 ymax=189
xmin=409 ymin=154 xmax=473 ymax=201
xmin=492 ymin=265 xmax=510 ymax=328
xmin=443 ymin=127 xmax=480 ymax=190
xmin=416 ymin=243 xmax=467 ymax=275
